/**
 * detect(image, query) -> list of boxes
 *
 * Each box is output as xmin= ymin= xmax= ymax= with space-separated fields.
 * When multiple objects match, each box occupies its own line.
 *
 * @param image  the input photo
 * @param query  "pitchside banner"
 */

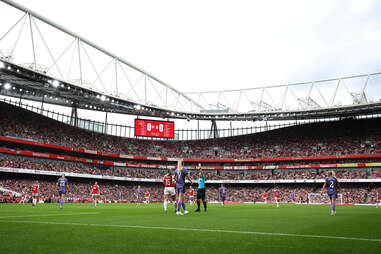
xmin=135 ymin=119 xmax=175 ymax=138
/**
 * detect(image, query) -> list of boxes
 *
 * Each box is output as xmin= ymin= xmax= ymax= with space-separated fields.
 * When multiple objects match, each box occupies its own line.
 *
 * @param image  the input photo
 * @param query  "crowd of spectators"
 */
xmin=320 ymin=170 xmax=368 ymax=179
xmin=1 ymin=156 xmax=380 ymax=181
xmin=1 ymin=177 xmax=379 ymax=204
xmin=372 ymin=169 xmax=381 ymax=178
xmin=367 ymin=188 xmax=381 ymax=203
xmin=272 ymin=170 xmax=318 ymax=180
xmin=0 ymin=178 xmax=162 ymax=202
xmin=0 ymin=156 xmax=163 ymax=179
xmin=0 ymin=190 xmax=15 ymax=203
xmin=2 ymin=102 xmax=381 ymax=160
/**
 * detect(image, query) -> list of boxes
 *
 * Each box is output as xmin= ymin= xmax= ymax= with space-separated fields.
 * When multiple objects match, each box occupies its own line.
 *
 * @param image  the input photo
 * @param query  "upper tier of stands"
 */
xmin=1 ymin=101 xmax=381 ymax=160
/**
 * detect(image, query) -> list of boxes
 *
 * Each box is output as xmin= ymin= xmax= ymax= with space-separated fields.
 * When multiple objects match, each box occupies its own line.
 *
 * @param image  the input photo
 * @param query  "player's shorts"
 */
xmin=221 ymin=195 xmax=226 ymax=201
xmin=32 ymin=193 xmax=38 ymax=197
xmin=92 ymin=193 xmax=99 ymax=197
xmin=164 ymin=187 xmax=176 ymax=196
xmin=189 ymin=195 xmax=194 ymax=200
xmin=328 ymin=193 xmax=338 ymax=199
xmin=59 ymin=190 xmax=66 ymax=195
xmin=176 ymin=186 xmax=185 ymax=194
xmin=197 ymin=188 xmax=206 ymax=200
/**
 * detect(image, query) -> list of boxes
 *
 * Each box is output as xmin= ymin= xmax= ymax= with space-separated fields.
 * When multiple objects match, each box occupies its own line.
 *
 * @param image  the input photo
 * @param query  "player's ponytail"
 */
xmin=177 ymin=159 xmax=183 ymax=170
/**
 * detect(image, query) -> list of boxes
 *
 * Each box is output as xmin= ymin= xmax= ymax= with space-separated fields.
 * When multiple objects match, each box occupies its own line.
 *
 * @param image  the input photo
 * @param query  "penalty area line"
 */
xmin=0 ymin=219 xmax=380 ymax=243
xmin=0 ymin=212 xmax=99 ymax=219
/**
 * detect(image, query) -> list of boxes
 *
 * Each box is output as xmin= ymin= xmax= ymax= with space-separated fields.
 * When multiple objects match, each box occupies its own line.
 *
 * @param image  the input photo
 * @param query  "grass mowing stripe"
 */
xmin=1 ymin=219 xmax=381 ymax=243
xmin=0 ymin=212 xmax=99 ymax=218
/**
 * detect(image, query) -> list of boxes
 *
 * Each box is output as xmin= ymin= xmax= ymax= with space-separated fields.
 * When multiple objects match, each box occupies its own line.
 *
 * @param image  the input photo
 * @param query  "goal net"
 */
xmin=308 ymin=193 xmax=343 ymax=205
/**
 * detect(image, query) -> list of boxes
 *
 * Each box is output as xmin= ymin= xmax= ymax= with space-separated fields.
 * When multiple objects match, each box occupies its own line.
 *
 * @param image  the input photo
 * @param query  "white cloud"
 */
xmin=2 ymin=0 xmax=381 ymax=93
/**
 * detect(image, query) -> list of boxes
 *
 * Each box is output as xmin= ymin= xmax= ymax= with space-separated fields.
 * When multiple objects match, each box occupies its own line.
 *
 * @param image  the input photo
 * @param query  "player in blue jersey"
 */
xmin=195 ymin=164 xmax=207 ymax=212
xmin=290 ymin=191 xmax=295 ymax=204
xmin=118 ymin=190 xmax=123 ymax=202
xmin=219 ymin=184 xmax=227 ymax=207
xmin=135 ymin=185 xmax=142 ymax=205
xmin=174 ymin=159 xmax=193 ymax=215
xmin=56 ymin=173 xmax=68 ymax=209
xmin=321 ymin=171 xmax=340 ymax=215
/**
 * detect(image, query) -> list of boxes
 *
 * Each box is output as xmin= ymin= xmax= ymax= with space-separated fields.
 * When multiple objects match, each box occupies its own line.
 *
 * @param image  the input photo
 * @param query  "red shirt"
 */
xmin=274 ymin=189 xmax=280 ymax=197
xmin=32 ymin=184 xmax=39 ymax=194
xmin=163 ymin=174 xmax=175 ymax=188
xmin=263 ymin=193 xmax=267 ymax=198
xmin=92 ymin=185 xmax=99 ymax=194
xmin=189 ymin=189 xmax=194 ymax=196
xmin=145 ymin=192 xmax=150 ymax=197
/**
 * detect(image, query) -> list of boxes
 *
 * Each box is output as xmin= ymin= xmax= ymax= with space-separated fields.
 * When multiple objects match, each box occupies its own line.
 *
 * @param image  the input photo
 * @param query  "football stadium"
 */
xmin=1 ymin=1 xmax=381 ymax=253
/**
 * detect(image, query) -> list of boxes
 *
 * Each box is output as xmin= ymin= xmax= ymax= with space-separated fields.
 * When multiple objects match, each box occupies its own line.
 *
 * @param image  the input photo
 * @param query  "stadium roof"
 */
xmin=1 ymin=0 xmax=381 ymax=121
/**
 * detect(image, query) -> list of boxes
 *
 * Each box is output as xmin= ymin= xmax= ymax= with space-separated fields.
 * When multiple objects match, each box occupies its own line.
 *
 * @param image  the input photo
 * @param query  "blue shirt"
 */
xmin=57 ymin=177 xmax=68 ymax=191
xmin=174 ymin=168 xmax=188 ymax=187
xmin=198 ymin=176 xmax=205 ymax=189
xmin=325 ymin=176 xmax=338 ymax=194
xmin=219 ymin=186 xmax=227 ymax=196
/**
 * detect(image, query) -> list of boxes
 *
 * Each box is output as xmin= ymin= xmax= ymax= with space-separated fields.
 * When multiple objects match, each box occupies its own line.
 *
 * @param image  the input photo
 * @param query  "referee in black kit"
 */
xmin=195 ymin=163 xmax=207 ymax=212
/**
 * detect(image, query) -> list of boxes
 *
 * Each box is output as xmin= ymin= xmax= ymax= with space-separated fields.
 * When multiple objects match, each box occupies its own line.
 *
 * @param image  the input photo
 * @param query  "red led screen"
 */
xmin=135 ymin=119 xmax=174 ymax=138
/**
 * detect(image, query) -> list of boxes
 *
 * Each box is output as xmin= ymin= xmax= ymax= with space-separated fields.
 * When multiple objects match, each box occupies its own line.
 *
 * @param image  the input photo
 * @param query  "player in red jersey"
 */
xmin=91 ymin=181 xmax=100 ymax=207
xmin=20 ymin=192 xmax=26 ymax=205
xmin=274 ymin=187 xmax=280 ymax=207
xmin=263 ymin=191 xmax=268 ymax=204
xmin=19 ymin=187 xmax=27 ymax=205
xmin=163 ymin=168 xmax=176 ymax=213
xmin=188 ymin=186 xmax=195 ymax=205
xmin=144 ymin=191 xmax=150 ymax=204
xmin=377 ymin=191 xmax=381 ymax=208
xmin=31 ymin=181 xmax=40 ymax=206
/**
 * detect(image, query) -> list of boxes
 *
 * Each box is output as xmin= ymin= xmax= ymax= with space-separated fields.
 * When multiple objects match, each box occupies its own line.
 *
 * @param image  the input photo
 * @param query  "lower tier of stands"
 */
xmin=1 ymin=154 xmax=381 ymax=181
xmin=1 ymin=174 xmax=380 ymax=204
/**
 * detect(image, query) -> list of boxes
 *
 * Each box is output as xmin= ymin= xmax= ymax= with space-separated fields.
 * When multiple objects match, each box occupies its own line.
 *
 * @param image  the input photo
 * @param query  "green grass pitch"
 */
xmin=0 ymin=203 xmax=380 ymax=254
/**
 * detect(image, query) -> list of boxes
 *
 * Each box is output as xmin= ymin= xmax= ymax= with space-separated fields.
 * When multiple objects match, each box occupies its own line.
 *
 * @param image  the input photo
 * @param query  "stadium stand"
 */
xmin=2 ymin=101 xmax=381 ymax=160
xmin=1 ymin=101 xmax=381 ymax=205
xmin=1 ymin=176 xmax=378 ymax=204
xmin=1 ymin=155 xmax=380 ymax=180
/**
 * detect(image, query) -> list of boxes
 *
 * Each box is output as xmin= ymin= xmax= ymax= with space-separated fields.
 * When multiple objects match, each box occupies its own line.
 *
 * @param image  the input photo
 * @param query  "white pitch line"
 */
xmin=0 ymin=212 xmax=99 ymax=219
xmin=0 ymin=219 xmax=380 ymax=243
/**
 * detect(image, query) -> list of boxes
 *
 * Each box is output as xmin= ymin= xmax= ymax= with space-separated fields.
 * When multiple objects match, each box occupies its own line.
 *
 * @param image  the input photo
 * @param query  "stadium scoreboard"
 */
xmin=135 ymin=119 xmax=175 ymax=138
